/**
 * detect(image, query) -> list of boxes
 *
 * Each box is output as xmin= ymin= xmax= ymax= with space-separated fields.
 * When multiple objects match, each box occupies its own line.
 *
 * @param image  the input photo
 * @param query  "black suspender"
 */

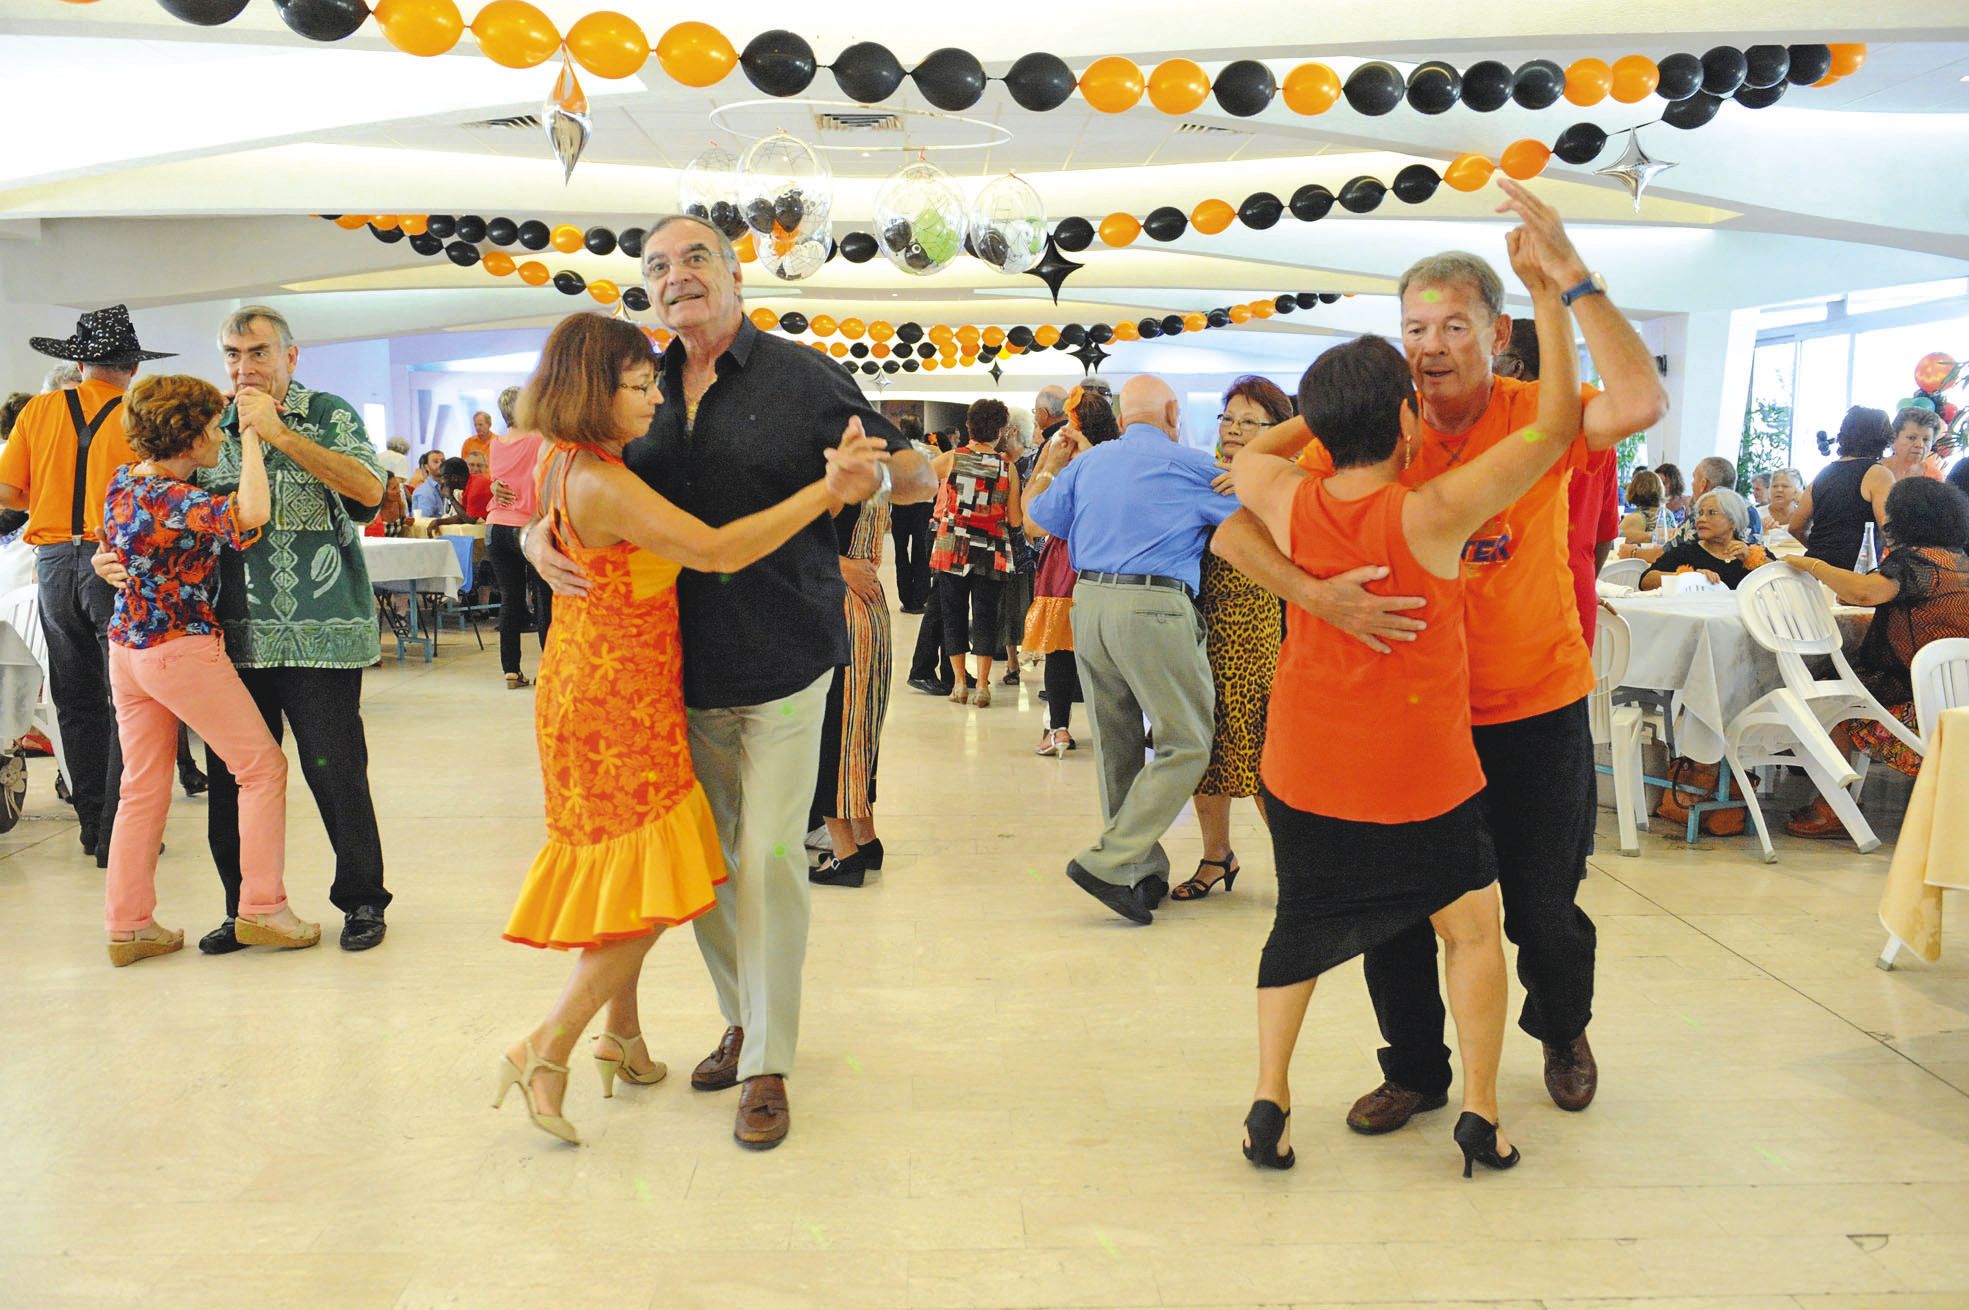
xmin=62 ymin=389 xmax=122 ymax=539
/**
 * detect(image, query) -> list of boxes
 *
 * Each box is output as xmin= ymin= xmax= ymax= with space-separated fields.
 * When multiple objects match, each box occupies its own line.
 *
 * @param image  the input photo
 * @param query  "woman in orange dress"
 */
xmin=495 ymin=314 xmax=882 ymax=1145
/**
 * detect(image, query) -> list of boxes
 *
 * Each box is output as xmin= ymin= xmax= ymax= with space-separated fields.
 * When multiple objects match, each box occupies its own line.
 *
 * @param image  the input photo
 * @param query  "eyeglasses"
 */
xmin=618 ymin=379 xmax=659 ymax=396
xmin=1693 ymin=506 xmax=1731 ymax=520
xmin=1216 ymin=414 xmax=1267 ymax=434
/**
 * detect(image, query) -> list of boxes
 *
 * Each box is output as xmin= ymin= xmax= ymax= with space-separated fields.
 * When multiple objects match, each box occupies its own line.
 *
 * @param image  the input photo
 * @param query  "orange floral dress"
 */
xmin=503 ymin=446 xmax=726 ymax=950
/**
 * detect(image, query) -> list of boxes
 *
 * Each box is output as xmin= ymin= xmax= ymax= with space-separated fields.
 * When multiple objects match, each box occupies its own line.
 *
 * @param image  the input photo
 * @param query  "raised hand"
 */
xmin=823 ymin=421 xmax=893 ymax=504
xmin=234 ymin=387 xmax=281 ymax=441
xmin=1494 ymin=177 xmax=1588 ymax=288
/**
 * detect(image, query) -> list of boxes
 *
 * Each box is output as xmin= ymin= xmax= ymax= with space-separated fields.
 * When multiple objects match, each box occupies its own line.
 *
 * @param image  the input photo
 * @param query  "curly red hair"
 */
xmin=124 ymin=375 xmax=227 ymax=460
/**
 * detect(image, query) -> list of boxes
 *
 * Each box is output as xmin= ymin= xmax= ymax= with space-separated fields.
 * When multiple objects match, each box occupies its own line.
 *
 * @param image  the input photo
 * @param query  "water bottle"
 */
xmin=1854 ymin=523 xmax=1878 ymax=574
xmin=1650 ymin=510 xmax=1671 ymax=547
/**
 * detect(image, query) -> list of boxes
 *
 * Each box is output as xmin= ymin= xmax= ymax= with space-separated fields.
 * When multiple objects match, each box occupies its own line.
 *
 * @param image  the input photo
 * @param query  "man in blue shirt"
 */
xmin=1026 ymin=375 xmax=1238 ymax=924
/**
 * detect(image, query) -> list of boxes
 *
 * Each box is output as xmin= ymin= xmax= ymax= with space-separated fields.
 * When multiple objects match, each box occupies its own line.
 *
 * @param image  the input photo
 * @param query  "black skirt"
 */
xmin=1257 ymin=787 xmax=1497 ymax=989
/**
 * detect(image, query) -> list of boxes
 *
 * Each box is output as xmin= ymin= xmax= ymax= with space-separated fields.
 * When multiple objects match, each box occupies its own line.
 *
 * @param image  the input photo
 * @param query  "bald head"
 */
xmin=1117 ymin=375 xmax=1179 ymax=439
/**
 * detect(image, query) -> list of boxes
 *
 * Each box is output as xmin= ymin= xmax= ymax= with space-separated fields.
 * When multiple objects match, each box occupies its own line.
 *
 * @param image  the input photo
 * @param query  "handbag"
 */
xmin=1032 ymin=534 xmax=1077 ymax=599
xmin=1653 ymin=757 xmax=1748 ymax=837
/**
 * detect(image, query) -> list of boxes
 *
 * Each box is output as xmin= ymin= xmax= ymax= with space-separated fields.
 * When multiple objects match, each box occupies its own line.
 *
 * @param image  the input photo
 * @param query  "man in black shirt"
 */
xmin=530 ymin=214 xmax=933 ymax=1149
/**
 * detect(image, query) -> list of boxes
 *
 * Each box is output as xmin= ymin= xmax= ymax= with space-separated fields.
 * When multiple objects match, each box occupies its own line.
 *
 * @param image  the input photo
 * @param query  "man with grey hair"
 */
xmin=1639 ymin=454 xmax=1762 ymax=560
xmin=1216 ymin=179 xmax=1669 ymax=1126
xmin=40 ymin=361 xmax=82 ymax=392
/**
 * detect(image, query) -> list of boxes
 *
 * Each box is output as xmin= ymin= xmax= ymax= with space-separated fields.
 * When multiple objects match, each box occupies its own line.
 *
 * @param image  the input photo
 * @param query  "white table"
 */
xmin=362 ymin=538 xmax=465 ymax=663
xmin=0 ymin=617 xmax=40 ymax=745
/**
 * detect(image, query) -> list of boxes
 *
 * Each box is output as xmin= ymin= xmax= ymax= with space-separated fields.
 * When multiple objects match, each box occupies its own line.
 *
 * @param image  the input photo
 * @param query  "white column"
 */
xmin=1645 ymin=308 xmax=1761 ymax=468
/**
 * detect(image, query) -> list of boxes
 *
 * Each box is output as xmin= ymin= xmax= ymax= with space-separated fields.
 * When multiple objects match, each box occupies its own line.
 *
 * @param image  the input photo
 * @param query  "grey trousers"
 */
xmin=1069 ymin=579 xmax=1216 ymax=887
xmin=688 ymin=671 xmax=831 ymax=1081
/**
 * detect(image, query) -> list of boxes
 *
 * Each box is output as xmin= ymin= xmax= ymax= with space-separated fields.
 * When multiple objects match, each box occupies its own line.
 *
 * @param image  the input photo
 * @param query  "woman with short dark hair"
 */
xmin=1022 ymin=386 xmax=1116 ymax=753
xmin=927 ymin=398 xmax=1023 ymax=707
xmin=1790 ymin=406 xmax=1895 ymax=567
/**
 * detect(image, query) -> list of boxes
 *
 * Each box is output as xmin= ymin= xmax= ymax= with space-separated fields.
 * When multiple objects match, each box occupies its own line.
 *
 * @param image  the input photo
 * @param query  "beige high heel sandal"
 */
xmin=493 ymin=1040 xmax=579 ymax=1144
xmin=593 ymin=1030 xmax=668 ymax=1098
xmin=233 ymin=911 xmax=321 ymax=950
xmin=107 ymin=922 xmax=184 ymax=968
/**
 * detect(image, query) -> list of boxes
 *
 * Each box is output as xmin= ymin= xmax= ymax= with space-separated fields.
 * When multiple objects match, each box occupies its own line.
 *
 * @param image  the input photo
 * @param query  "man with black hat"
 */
xmin=0 ymin=305 xmax=171 ymax=861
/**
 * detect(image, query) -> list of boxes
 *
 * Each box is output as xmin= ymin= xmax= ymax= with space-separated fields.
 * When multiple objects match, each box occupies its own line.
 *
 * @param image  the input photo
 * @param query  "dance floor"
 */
xmin=3 ymin=594 xmax=1968 ymax=1308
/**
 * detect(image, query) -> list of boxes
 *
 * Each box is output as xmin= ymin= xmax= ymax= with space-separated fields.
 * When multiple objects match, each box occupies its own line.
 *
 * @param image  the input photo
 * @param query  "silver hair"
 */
xmin=219 ymin=305 xmax=294 ymax=350
xmin=1397 ymin=251 xmax=1505 ymax=320
xmin=497 ymin=386 xmax=521 ymax=428
xmin=1693 ymin=455 xmax=1736 ymax=493
xmin=1771 ymin=467 xmax=1805 ymax=491
xmin=385 ymin=435 xmax=410 ymax=454
xmin=1749 ymin=471 xmax=1772 ymax=490
xmin=1003 ymin=405 xmax=1034 ymax=445
xmin=40 ymin=362 xmax=81 ymax=392
xmin=641 ymin=214 xmax=739 ymax=282
xmin=1033 ymin=384 xmax=1068 ymax=420
xmin=1698 ymin=487 xmax=1750 ymax=539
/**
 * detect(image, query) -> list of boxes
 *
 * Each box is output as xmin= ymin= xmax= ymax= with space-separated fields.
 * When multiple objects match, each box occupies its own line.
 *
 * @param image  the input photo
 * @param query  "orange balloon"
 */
xmin=1813 ymin=73 xmax=1842 ymax=89
xmin=872 ymin=342 xmax=891 ymax=359
xmin=922 ymin=359 xmax=939 ymax=372
xmin=334 ymin=215 xmax=372 ymax=230
xmin=1251 ymin=301 xmax=1275 ymax=320
xmin=1099 ymin=212 xmax=1142 ymax=247
xmin=871 ymin=321 xmax=895 ymax=343
xmin=956 ymin=324 xmax=980 ymax=348
xmin=1828 ymin=43 xmax=1866 ymax=77
xmin=1499 ymin=139 xmax=1551 ymax=181
xmin=981 ymin=326 xmax=1004 ymax=347
xmin=517 ymin=261 xmax=550 ymax=286
xmin=1564 ymin=58 xmax=1612 ymax=107
xmin=369 ymin=214 xmax=400 ymax=230
xmin=839 ymin=317 xmax=866 ymax=340
xmin=550 ymin=224 xmax=582 ymax=254
xmin=1004 ymin=343 xmax=1023 ymax=356
xmin=588 ymin=279 xmax=620 ymax=305
xmin=375 ymin=0 xmax=462 ymax=57
xmin=810 ymin=314 xmax=838 ymax=337
xmin=470 ymin=0 xmax=560 ymax=70
xmin=734 ymin=233 xmax=756 ymax=263
xmin=1034 ymin=325 xmax=1060 ymax=348
xmin=1080 ymin=56 xmax=1145 ymax=114
xmin=1228 ymin=304 xmax=1253 ymax=326
xmin=1111 ymin=320 xmax=1139 ymax=343
xmin=750 ymin=307 xmax=778 ymax=331
xmin=1147 ymin=58 xmax=1210 ymax=115
xmin=830 ymin=342 xmax=848 ymax=358
xmin=1444 ymin=153 xmax=1495 ymax=192
xmin=929 ymin=323 xmax=955 ymax=345
xmin=656 ymin=21 xmax=737 ymax=87
xmin=1610 ymin=54 xmax=1659 ymax=104
xmin=959 ymin=355 xmax=976 ymax=368
xmin=1190 ymin=199 xmax=1235 ymax=236
xmin=481 ymin=250 xmax=515 ymax=277
xmin=1182 ymin=311 xmax=1207 ymax=334
xmin=1281 ymin=62 xmax=1342 ymax=115
xmin=397 ymin=214 xmax=428 ymax=236
xmin=566 ymin=10 xmax=649 ymax=80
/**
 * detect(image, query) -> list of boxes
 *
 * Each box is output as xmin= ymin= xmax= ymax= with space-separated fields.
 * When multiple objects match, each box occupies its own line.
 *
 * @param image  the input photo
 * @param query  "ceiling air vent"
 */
xmin=815 ymin=111 xmax=903 ymax=133
xmin=1176 ymin=122 xmax=1245 ymax=136
xmin=464 ymin=114 xmax=542 ymax=130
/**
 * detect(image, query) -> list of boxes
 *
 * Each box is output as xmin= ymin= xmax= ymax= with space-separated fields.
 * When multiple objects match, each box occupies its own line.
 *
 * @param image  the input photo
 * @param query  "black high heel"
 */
xmin=1452 ymin=1111 xmax=1521 ymax=1179
xmin=1242 ymin=1100 xmax=1295 ymax=1170
xmin=1171 ymin=854 xmax=1238 ymax=901
xmin=809 ymin=850 xmax=868 ymax=888
xmin=860 ymin=837 xmax=884 ymax=871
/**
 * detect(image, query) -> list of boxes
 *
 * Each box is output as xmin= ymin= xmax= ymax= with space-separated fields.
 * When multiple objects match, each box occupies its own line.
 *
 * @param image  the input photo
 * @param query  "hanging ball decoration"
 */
xmin=1207 ymin=309 xmax=1230 ymax=329
xmin=453 ymin=214 xmax=486 ymax=243
xmin=655 ymin=21 xmax=735 ymax=87
xmin=1148 ymin=58 xmax=1211 ymax=115
xmin=1289 ymin=184 xmax=1335 ymax=222
xmin=1033 ymin=326 xmax=1059 ymax=348
xmin=1004 ymin=51 xmax=1077 ymax=112
xmin=1743 ymin=45 xmax=1791 ymax=89
xmin=912 ymin=47 xmax=988 ymax=112
xmin=901 ymin=358 xmax=919 ymax=373
xmin=1161 ymin=314 xmax=1185 ymax=337
xmin=1827 ymin=43 xmax=1867 ymax=77
xmin=397 ymin=214 xmax=429 ymax=236
xmin=1296 ymin=292 xmax=1321 ymax=309
xmin=739 ymin=29 xmax=817 ymax=97
xmin=375 ymin=0 xmax=462 ymax=56
xmin=552 ymin=270 xmax=586 ymax=294
xmin=1053 ymin=216 xmax=1095 ymax=252
xmin=1511 ymin=59 xmax=1565 ymax=109
xmin=739 ymin=131 xmax=833 ymax=246
xmin=1281 ymin=62 xmax=1342 ymax=114
xmin=480 ymin=248 xmax=513 ymax=275
xmin=1914 ymin=352 xmax=1958 ymax=392
xmin=771 ymin=310 xmax=805 ymax=334
xmin=371 ymin=224 xmax=406 ymax=244
xmin=159 ymin=0 xmax=252 ymax=25
xmin=966 ymin=173 xmax=1048 ymax=275
xmin=1099 ymin=211 xmax=1142 ymax=246
xmin=1391 ymin=163 xmax=1441 ymax=205
xmin=1553 ymin=123 xmax=1609 ymax=165
xmin=1191 ymin=198 xmax=1236 ymax=235
xmin=583 ymin=226 xmax=617 ymax=256
xmin=469 ymin=0 xmax=560 ymax=68
xmin=1060 ymin=324 xmax=1087 ymax=347
xmin=617 ymin=226 xmax=644 ymax=259
xmin=274 ymin=0 xmax=370 ymax=43
xmin=834 ymin=41 xmax=905 ymax=103
xmin=677 ymin=144 xmax=747 ymax=240
xmin=1661 ymin=91 xmax=1723 ymax=130
xmin=1444 ymin=153 xmax=1496 ymax=192
xmin=849 ymin=341 xmax=869 ymax=358
xmin=1182 ymin=311 xmax=1208 ymax=333
xmin=1213 ymin=59 xmax=1277 ymax=117
xmin=1343 ymin=61 xmax=1406 ymax=115
xmin=484 ymin=216 xmax=518 ymax=245
xmin=517 ymin=260 xmax=549 ymax=286
xmin=1110 ymin=321 xmax=1139 ymax=342
xmin=1734 ymin=81 xmax=1788 ymax=109
xmin=1461 ymin=59 xmax=1513 ymax=112
xmin=565 ymin=9 xmax=647 ymax=79
xmin=622 ymin=286 xmax=650 ymax=311
xmin=754 ymin=236 xmax=830 ymax=282
xmin=1786 ymin=45 xmax=1833 ymax=86
xmin=1143 ymin=206 xmax=1188 ymax=241
xmin=425 ymin=214 xmax=456 ymax=238
xmin=1564 ymin=58 xmax=1613 ymax=106
xmin=1135 ymin=318 xmax=1161 ymax=340
xmin=1271 ymin=297 xmax=1295 ymax=315
xmin=408 ymin=232 xmax=443 ymax=256
xmin=896 ymin=321 xmax=925 ymax=344
xmin=1337 ymin=176 xmax=1386 ymax=214
xmin=873 ymin=159 xmax=966 ymax=275
xmin=1610 ymin=54 xmax=1659 ymax=103
xmin=587 ymin=278 xmax=620 ymax=305
xmin=1405 ymin=59 xmax=1462 ymax=114
xmin=516 ymin=219 xmax=549 ymax=250
xmin=1238 ymin=191 xmax=1284 ymax=229
xmin=1080 ymin=56 xmax=1145 ymax=113
xmin=1655 ymin=53 xmax=1703 ymax=100
xmin=1701 ymin=46 xmax=1748 ymax=97
xmin=1007 ymin=326 xmax=1034 ymax=348
xmin=550 ymin=223 xmax=583 ymax=253
xmin=838 ymin=231 xmax=879 ymax=264
xmin=1088 ymin=323 xmax=1113 ymax=345
xmin=1499 ymin=139 xmax=1552 ymax=180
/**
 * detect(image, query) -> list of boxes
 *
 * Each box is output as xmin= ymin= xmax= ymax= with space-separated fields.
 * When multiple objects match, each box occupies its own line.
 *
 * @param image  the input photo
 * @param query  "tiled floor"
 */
xmin=2 ymin=603 xmax=1966 ymax=1308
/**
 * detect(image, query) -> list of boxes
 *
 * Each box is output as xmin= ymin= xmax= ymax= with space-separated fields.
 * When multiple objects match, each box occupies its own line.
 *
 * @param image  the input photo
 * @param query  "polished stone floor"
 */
xmin=2 ymin=598 xmax=1967 ymax=1309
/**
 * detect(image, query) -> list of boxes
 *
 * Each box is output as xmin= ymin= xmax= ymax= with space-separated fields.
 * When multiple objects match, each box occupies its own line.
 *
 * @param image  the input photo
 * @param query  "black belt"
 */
xmin=1079 ymin=570 xmax=1195 ymax=600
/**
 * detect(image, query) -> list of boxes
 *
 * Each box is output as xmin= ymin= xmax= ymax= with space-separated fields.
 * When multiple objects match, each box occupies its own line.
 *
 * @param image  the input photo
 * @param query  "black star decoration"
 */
xmin=1070 ymin=341 xmax=1111 ymax=375
xmin=1025 ymin=235 xmax=1084 ymax=305
xmin=988 ymin=361 xmax=1004 ymax=386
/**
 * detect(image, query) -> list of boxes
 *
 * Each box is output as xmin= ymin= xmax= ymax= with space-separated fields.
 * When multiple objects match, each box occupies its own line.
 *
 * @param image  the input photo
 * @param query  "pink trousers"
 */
xmin=106 ymin=635 xmax=287 ymax=932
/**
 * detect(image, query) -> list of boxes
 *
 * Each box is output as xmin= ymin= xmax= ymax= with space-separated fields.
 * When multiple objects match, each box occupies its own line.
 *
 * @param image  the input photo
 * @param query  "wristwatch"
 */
xmin=874 ymin=461 xmax=893 ymax=501
xmin=1561 ymin=272 xmax=1608 ymax=307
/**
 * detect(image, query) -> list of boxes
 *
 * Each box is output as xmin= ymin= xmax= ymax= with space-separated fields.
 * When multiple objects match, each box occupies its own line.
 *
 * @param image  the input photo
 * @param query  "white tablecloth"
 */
xmin=0 ymin=618 xmax=39 ymax=745
xmin=361 ymin=537 xmax=464 ymax=590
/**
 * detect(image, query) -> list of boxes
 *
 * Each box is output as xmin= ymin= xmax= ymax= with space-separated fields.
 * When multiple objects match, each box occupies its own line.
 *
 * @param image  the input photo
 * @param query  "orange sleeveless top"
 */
xmin=1261 ymin=475 xmax=1485 ymax=823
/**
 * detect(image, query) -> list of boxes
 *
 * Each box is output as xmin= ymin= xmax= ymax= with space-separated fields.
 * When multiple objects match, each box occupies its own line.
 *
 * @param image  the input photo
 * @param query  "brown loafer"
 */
xmin=691 ymin=1025 xmax=743 ymax=1091
xmin=1346 ymin=1080 xmax=1449 ymax=1135
xmin=1543 ymin=1033 xmax=1598 ymax=1111
xmin=734 ymin=1074 xmax=789 ymax=1150
xmin=1784 ymin=798 xmax=1851 ymax=840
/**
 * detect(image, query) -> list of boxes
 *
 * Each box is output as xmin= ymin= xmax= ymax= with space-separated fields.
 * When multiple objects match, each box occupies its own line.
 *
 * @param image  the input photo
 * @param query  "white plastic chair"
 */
xmin=1589 ymin=610 xmax=1650 ymax=855
xmin=0 ymin=583 xmax=70 ymax=797
xmin=1879 ymin=638 xmax=1969 ymax=970
xmin=1724 ymin=563 xmax=1923 ymax=862
xmin=1600 ymin=557 xmax=1648 ymax=589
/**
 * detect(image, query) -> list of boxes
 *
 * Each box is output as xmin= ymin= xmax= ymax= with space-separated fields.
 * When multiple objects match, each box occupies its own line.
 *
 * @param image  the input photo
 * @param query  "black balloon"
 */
xmin=1702 ymin=46 xmax=1748 ymax=97
xmin=897 ymin=321 xmax=924 ymax=344
xmin=902 ymin=358 xmax=919 ymax=372
xmin=1343 ymin=61 xmax=1405 ymax=116
xmin=1143 ymin=206 xmax=1188 ymax=241
xmin=1214 ymin=59 xmax=1277 ymax=117
xmin=912 ymin=47 xmax=987 ymax=111
xmin=1461 ymin=59 xmax=1513 ymax=112
xmin=517 ymin=220 xmax=549 ymax=250
xmin=1744 ymin=45 xmax=1790 ymax=89
xmin=740 ymin=30 xmax=817 ymax=97
xmin=618 ymin=227 xmax=645 ymax=259
xmin=850 ymin=342 xmax=869 ymax=358
xmin=1662 ymin=90 xmax=1723 ymax=129
xmin=1294 ymin=292 xmax=1319 ymax=310
xmin=1391 ymin=163 xmax=1440 ymax=205
xmin=485 ymin=216 xmax=518 ymax=246
xmin=1735 ymin=80 xmax=1787 ymax=109
xmin=273 ymin=0 xmax=368 ymax=42
xmin=1052 ymin=216 xmax=1095 ymax=252
xmin=1787 ymin=44 xmax=1833 ymax=86
xmin=1512 ymin=59 xmax=1565 ymax=109
xmin=444 ymin=241 xmax=479 ymax=267
xmin=1161 ymin=315 xmax=1184 ymax=337
xmin=1206 ymin=309 xmax=1230 ymax=328
xmin=1553 ymin=123 xmax=1609 ymax=165
xmin=1406 ymin=60 xmax=1462 ymax=115
xmin=913 ymin=342 xmax=934 ymax=359
xmin=408 ymin=232 xmax=443 ymax=256
xmin=553 ymin=271 xmax=585 ymax=295
xmin=978 ymin=343 xmax=998 ymax=359
xmin=833 ymin=41 xmax=904 ymax=103
xmin=1007 ymin=326 xmax=1034 ymax=349
xmin=1655 ymin=53 xmax=1703 ymax=100
xmin=454 ymin=214 xmax=486 ymax=243
xmin=370 ymin=224 xmax=405 ymax=244
xmin=778 ymin=311 xmax=808 ymax=334
xmin=839 ymin=231 xmax=878 ymax=263
xmin=1238 ymin=192 xmax=1283 ymax=230
xmin=622 ymin=287 xmax=650 ymax=312
xmin=158 ymin=0 xmax=250 ymax=25
xmin=708 ymin=201 xmax=747 ymax=239
xmin=1004 ymin=52 xmax=1077 ymax=112
xmin=1338 ymin=176 xmax=1386 ymax=214
xmin=1289 ymin=184 xmax=1334 ymax=222
xmin=1318 ymin=292 xmax=1340 ymax=304
xmin=883 ymin=360 xmax=900 ymax=374
xmin=1137 ymin=317 xmax=1162 ymax=340
xmin=426 ymin=214 xmax=456 ymax=239
xmin=1059 ymin=324 xmax=1087 ymax=347
xmin=1088 ymin=323 xmax=1113 ymax=345
xmin=584 ymin=226 xmax=616 ymax=256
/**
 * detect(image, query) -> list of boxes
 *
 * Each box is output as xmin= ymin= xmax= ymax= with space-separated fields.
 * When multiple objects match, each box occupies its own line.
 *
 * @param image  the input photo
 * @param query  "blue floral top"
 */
xmin=103 ymin=466 xmax=257 ymax=649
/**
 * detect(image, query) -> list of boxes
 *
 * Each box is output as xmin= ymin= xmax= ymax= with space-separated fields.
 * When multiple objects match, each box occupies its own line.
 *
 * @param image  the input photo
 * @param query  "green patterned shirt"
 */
xmin=199 ymin=381 xmax=383 ymax=669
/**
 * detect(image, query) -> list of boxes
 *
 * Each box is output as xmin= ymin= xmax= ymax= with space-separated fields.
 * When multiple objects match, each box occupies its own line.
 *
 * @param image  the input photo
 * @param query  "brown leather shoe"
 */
xmin=1346 ymin=1080 xmax=1449 ymax=1135
xmin=733 ymin=1074 xmax=789 ymax=1150
xmin=1543 ymin=1033 xmax=1598 ymax=1111
xmin=1785 ymin=797 xmax=1851 ymax=840
xmin=691 ymin=1025 xmax=743 ymax=1091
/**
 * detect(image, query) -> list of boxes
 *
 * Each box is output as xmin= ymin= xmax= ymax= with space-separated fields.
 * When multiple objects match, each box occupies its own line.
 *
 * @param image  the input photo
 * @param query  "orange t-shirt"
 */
xmin=0 ymin=379 xmax=140 ymax=545
xmin=1263 ymin=476 xmax=1483 ymax=823
xmin=1298 ymin=377 xmax=1596 ymax=725
xmin=461 ymin=434 xmax=492 ymax=466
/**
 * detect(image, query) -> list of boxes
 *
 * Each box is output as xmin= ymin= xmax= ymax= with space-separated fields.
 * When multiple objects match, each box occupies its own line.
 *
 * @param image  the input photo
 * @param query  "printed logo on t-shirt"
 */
xmin=1462 ymin=518 xmax=1515 ymax=566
